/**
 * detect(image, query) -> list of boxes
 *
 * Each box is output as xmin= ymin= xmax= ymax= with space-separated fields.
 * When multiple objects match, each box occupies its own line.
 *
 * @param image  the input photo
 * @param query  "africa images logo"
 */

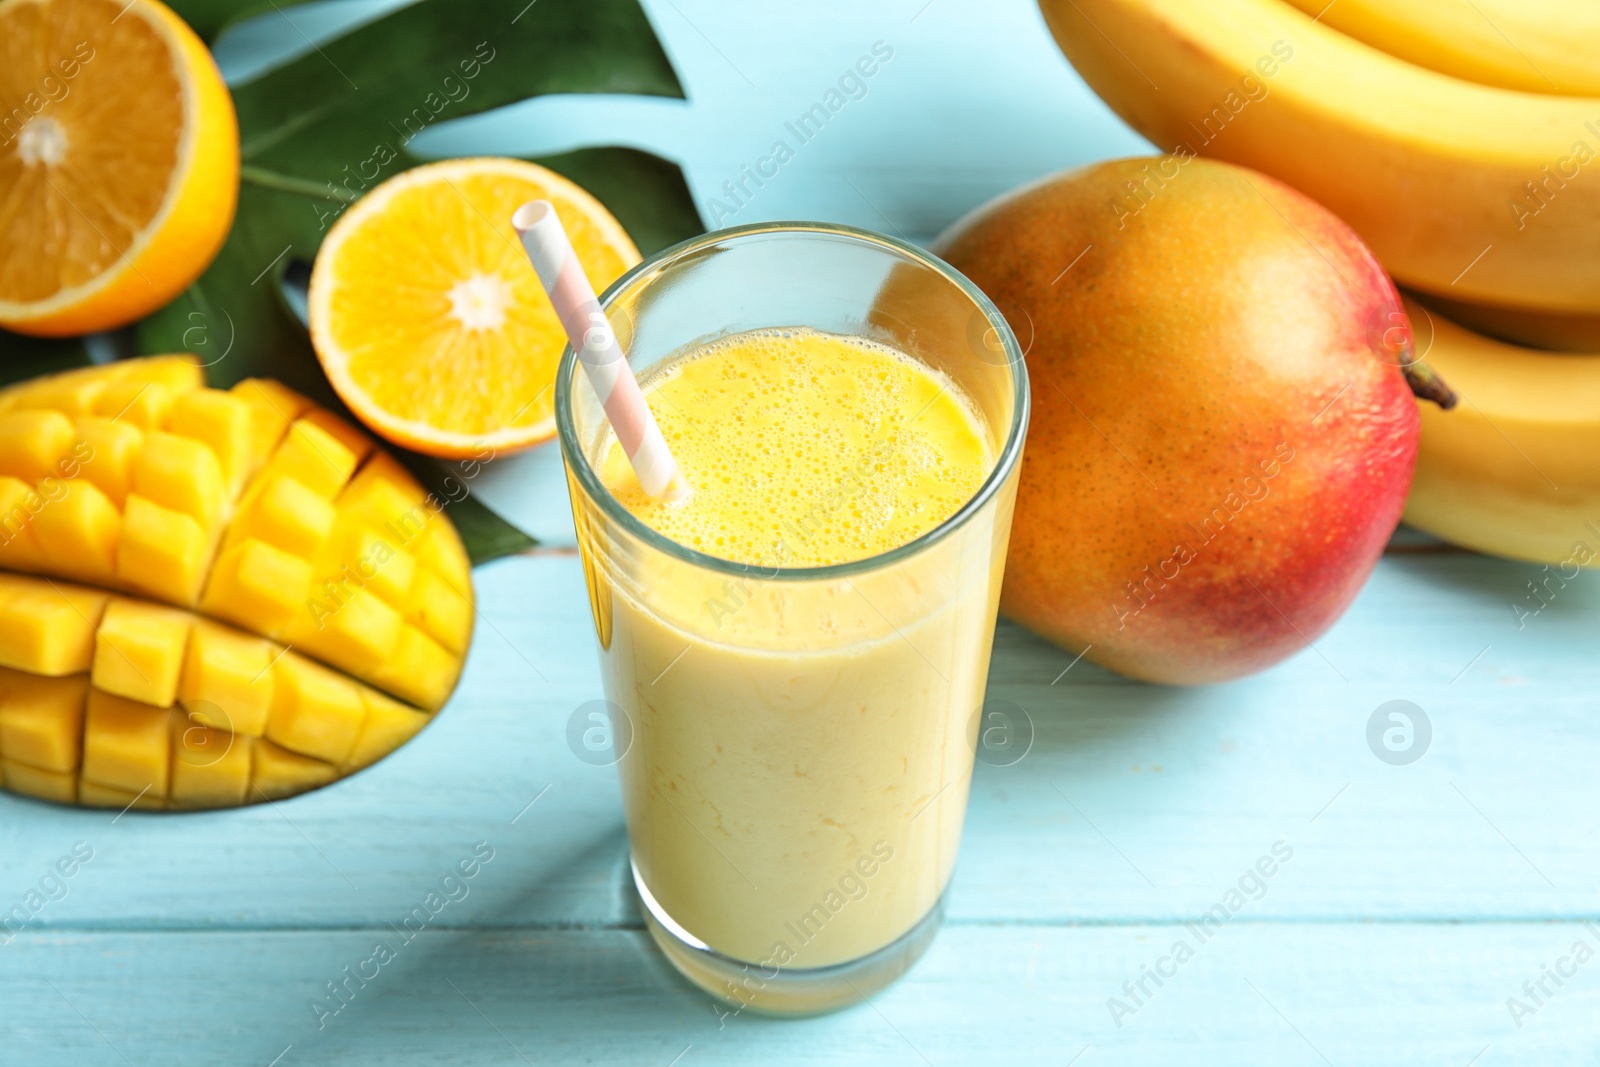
xmin=1366 ymin=700 xmax=1431 ymax=766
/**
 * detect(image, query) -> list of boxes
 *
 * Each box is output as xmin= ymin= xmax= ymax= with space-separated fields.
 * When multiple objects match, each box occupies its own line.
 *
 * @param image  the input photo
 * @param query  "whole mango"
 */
xmin=936 ymin=157 xmax=1419 ymax=684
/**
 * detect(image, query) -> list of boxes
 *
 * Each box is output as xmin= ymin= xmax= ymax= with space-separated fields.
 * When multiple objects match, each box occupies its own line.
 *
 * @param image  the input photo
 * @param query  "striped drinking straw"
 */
xmin=511 ymin=200 xmax=687 ymax=501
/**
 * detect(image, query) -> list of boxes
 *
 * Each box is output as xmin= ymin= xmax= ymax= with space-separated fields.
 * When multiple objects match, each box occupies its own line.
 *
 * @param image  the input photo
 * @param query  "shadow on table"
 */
xmin=282 ymin=820 xmax=904 ymax=1065
xmin=986 ymin=618 xmax=1199 ymax=745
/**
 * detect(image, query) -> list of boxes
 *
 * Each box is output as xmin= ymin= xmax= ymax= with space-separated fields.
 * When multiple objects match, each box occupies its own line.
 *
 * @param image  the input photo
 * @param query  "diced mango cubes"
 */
xmin=133 ymin=432 xmax=227 ymax=532
xmin=0 ymin=670 xmax=88 ymax=772
xmin=125 ymin=354 xmax=206 ymax=394
xmin=298 ymin=407 xmax=372 ymax=467
xmin=232 ymin=475 xmax=336 ymax=558
xmin=343 ymin=458 xmax=428 ymax=531
xmin=0 ymin=475 xmax=46 ymax=572
xmin=368 ymin=625 xmax=460 ymax=711
xmin=35 ymin=480 xmax=120 ymax=584
xmin=259 ymin=421 xmax=356 ymax=499
xmin=201 ymin=539 xmax=313 ymax=636
xmin=92 ymin=598 xmax=191 ymax=707
xmin=413 ymin=519 xmax=471 ymax=592
xmin=170 ymin=716 xmax=251 ymax=808
xmin=82 ymin=689 xmax=174 ymax=796
xmin=0 ymin=357 xmax=471 ymax=810
xmin=93 ymin=381 xmax=175 ymax=429
xmin=177 ymin=621 xmax=274 ymax=737
xmin=408 ymin=567 xmax=473 ymax=655
xmin=345 ymin=690 xmax=431 ymax=772
xmin=0 ymin=571 xmax=440 ymax=809
xmin=168 ymin=390 xmax=255 ymax=498
xmin=73 ymin=417 xmax=144 ymax=507
xmin=117 ymin=495 xmax=210 ymax=605
xmin=230 ymin=379 xmax=309 ymax=469
xmin=252 ymin=739 xmax=337 ymax=801
xmin=3 ymin=759 xmax=76 ymax=804
xmin=266 ymin=655 xmax=365 ymax=765
xmin=2 ymin=368 xmax=108 ymax=417
xmin=319 ymin=522 xmax=416 ymax=607
xmin=288 ymin=585 xmax=403 ymax=678
xmin=78 ymin=778 xmax=162 ymax=810
xmin=0 ymin=577 xmax=107 ymax=675
xmin=0 ymin=410 xmax=75 ymax=483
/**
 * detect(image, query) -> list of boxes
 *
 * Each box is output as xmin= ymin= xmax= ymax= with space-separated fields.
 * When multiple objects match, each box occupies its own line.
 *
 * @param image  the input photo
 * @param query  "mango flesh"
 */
xmin=934 ymin=158 xmax=1417 ymax=684
xmin=0 ymin=570 xmax=433 ymax=809
xmin=0 ymin=356 xmax=472 ymax=709
xmin=0 ymin=356 xmax=465 ymax=808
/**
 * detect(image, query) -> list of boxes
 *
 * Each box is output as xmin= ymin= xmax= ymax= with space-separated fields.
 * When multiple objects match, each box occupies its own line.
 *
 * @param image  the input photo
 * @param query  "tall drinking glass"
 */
xmin=557 ymin=222 xmax=1028 ymax=1014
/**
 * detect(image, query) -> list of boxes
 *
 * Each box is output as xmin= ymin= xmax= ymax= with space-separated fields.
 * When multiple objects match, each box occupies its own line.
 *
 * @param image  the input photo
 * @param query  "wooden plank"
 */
xmin=3 ymin=924 xmax=1596 ymax=1065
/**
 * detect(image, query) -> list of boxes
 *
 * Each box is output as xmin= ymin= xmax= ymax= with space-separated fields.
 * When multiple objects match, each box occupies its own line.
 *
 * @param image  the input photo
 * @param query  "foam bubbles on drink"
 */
xmin=597 ymin=327 xmax=993 ymax=568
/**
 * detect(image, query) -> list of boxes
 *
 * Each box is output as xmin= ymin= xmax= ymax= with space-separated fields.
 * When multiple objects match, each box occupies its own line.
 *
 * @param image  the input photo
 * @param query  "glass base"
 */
xmin=632 ymin=859 xmax=945 ymax=1016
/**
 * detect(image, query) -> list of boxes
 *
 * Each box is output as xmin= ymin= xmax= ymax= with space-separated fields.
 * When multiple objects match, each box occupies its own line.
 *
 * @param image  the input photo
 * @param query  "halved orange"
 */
xmin=0 ymin=0 xmax=238 ymax=336
xmin=308 ymin=157 xmax=641 ymax=459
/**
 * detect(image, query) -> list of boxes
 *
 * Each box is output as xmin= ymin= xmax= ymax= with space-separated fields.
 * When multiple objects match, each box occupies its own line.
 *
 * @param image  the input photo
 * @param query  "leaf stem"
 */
xmin=240 ymin=165 xmax=340 ymax=201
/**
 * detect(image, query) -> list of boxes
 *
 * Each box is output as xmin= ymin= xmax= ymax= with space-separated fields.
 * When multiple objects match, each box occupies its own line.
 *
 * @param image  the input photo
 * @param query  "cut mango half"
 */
xmin=0 ymin=356 xmax=473 ymax=809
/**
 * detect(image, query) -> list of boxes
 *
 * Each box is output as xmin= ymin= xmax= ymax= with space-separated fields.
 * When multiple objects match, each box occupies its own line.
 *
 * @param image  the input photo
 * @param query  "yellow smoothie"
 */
xmin=602 ymin=328 xmax=989 ymax=566
xmin=584 ymin=327 xmax=1008 ymax=983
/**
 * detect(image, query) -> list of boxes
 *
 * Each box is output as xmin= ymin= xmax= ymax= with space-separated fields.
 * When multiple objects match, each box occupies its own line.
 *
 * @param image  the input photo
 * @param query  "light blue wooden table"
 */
xmin=5 ymin=2 xmax=1598 ymax=1063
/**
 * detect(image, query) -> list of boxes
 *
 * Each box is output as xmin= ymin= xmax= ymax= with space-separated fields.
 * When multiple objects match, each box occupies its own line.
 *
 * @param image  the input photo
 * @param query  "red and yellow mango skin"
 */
xmin=935 ymin=157 xmax=1417 ymax=684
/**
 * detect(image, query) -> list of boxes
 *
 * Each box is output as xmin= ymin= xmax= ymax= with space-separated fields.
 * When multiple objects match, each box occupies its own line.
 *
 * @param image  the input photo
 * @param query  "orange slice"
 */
xmin=308 ymin=157 xmax=641 ymax=459
xmin=0 ymin=0 xmax=238 ymax=336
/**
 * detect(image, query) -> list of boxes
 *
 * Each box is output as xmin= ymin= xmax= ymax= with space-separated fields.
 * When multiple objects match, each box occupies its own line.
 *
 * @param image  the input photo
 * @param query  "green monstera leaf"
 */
xmin=0 ymin=0 xmax=705 ymax=565
xmin=0 ymin=334 xmax=93 ymax=390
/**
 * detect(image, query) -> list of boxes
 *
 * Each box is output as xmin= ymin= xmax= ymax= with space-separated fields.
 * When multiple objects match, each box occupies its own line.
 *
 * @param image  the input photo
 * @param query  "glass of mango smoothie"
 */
xmin=556 ymin=222 xmax=1028 ymax=1014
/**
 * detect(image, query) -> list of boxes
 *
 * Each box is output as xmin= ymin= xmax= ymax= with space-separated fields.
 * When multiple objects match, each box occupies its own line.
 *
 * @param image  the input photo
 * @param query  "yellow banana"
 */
xmin=1412 ymin=289 xmax=1600 ymax=353
xmin=1401 ymin=295 xmax=1600 ymax=566
xmin=1280 ymin=0 xmax=1600 ymax=97
xmin=1038 ymin=0 xmax=1600 ymax=314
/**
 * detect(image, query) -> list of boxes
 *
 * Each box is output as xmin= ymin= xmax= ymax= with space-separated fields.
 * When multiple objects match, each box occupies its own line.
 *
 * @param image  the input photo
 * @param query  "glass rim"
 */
xmin=554 ymin=220 xmax=1030 ymax=581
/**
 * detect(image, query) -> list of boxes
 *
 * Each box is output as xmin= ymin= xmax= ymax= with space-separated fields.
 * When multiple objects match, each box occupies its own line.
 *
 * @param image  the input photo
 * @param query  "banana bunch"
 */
xmin=1037 ymin=0 xmax=1600 ymax=315
xmin=1278 ymin=0 xmax=1600 ymax=97
xmin=1040 ymin=0 xmax=1600 ymax=565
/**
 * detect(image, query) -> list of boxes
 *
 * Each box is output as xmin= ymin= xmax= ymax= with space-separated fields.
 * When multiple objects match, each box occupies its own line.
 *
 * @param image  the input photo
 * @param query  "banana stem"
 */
xmin=1404 ymin=361 xmax=1458 ymax=410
